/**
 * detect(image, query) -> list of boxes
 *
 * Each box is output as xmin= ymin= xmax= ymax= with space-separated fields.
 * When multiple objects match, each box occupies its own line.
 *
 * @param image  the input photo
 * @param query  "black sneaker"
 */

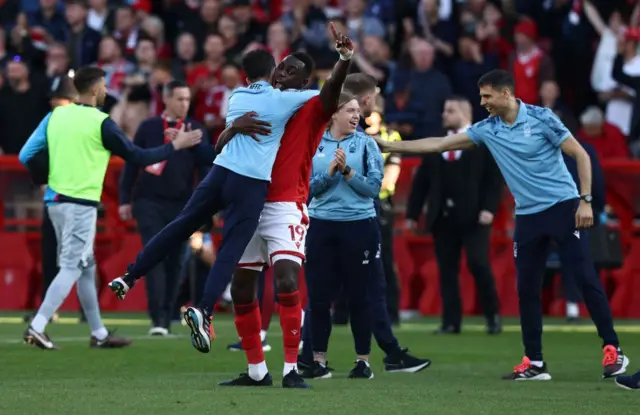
xmin=384 ymin=348 xmax=431 ymax=373
xmin=502 ymin=357 xmax=552 ymax=380
xmin=487 ymin=315 xmax=502 ymax=335
xmin=183 ymin=306 xmax=212 ymax=353
xmin=348 ymin=360 xmax=374 ymax=379
xmin=108 ymin=274 xmax=135 ymax=300
xmin=23 ymin=327 xmax=60 ymax=350
xmin=282 ymin=370 xmax=310 ymax=389
xmin=301 ymin=361 xmax=332 ymax=379
xmin=298 ymin=355 xmax=334 ymax=372
xmin=219 ymin=372 xmax=273 ymax=387
xmin=603 ymin=345 xmax=630 ymax=378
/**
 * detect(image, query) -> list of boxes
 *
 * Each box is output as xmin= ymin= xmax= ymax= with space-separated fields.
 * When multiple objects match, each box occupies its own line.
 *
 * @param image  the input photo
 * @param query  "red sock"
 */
xmin=234 ymin=300 xmax=264 ymax=364
xmin=278 ymin=291 xmax=302 ymax=364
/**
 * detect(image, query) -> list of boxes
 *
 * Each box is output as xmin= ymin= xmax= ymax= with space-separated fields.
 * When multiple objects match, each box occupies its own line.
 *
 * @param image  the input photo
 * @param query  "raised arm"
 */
xmin=318 ymin=23 xmax=354 ymax=114
xmin=583 ymin=0 xmax=607 ymax=37
xmin=374 ymin=132 xmax=475 ymax=155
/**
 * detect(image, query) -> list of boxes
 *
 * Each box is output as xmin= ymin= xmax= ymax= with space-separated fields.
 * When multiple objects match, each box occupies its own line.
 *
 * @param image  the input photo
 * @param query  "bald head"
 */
xmin=442 ymin=97 xmax=472 ymax=130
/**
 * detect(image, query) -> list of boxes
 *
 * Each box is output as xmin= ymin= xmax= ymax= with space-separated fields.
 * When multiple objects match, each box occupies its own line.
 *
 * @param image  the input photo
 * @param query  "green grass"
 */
xmin=0 ymin=314 xmax=638 ymax=415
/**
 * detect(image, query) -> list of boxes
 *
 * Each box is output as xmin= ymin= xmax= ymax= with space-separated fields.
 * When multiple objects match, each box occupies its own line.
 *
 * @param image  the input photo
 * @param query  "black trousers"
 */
xmin=379 ymin=196 xmax=400 ymax=323
xmin=432 ymin=215 xmax=499 ymax=329
xmin=134 ymin=198 xmax=188 ymax=329
xmin=333 ymin=197 xmax=400 ymax=324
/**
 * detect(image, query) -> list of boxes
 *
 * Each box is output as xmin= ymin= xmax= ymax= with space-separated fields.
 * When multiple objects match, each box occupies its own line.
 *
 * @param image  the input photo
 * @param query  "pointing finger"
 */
xmin=329 ymin=22 xmax=338 ymax=39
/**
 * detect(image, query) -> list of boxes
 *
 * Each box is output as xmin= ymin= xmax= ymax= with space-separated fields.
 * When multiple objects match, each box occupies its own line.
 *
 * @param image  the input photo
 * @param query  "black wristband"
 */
xmin=342 ymin=165 xmax=352 ymax=176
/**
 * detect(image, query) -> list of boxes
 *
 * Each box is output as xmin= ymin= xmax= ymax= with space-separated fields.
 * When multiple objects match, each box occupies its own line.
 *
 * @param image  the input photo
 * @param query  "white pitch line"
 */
xmin=0 ymin=334 xmax=187 ymax=344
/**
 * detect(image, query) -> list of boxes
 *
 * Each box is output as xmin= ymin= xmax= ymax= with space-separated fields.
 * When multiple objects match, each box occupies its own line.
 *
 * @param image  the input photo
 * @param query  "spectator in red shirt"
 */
xmin=194 ymin=63 xmax=243 ymax=144
xmin=94 ymin=35 xmax=135 ymax=99
xmin=218 ymin=14 xmax=245 ymax=66
xmin=190 ymin=33 xmax=226 ymax=103
xmin=171 ymin=32 xmax=198 ymax=85
xmin=578 ymin=106 xmax=630 ymax=160
xmin=113 ymin=5 xmax=140 ymax=56
xmin=266 ymin=21 xmax=290 ymax=65
xmin=140 ymin=15 xmax=172 ymax=60
xmin=508 ymin=18 xmax=554 ymax=105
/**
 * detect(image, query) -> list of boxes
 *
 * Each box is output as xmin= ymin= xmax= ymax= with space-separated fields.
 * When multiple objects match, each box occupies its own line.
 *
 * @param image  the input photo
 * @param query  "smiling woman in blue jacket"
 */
xmin=303 ymin=92 xmax=384 ymax=380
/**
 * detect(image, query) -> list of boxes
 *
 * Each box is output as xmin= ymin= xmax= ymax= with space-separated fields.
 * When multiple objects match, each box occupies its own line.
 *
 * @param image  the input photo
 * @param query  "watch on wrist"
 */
xmin=580 ymin=194 xmax=593 ymax=203
xmin=342 ymin=165 xmax=352 ymax=176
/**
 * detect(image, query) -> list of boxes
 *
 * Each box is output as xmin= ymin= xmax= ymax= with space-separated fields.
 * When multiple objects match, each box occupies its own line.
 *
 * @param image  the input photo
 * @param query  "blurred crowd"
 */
xmin=0 ymin=0 xmax=639 ymax=161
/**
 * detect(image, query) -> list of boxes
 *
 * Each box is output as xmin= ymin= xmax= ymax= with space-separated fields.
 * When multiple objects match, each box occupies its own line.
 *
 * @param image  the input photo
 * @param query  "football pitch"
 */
xmin=1 ymin=314 xmax=638 ymax=415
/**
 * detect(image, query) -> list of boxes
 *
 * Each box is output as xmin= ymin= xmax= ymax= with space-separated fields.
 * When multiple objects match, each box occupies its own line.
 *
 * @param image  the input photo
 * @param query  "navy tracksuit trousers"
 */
xmin=303 ymin=217 xmax=393 ymax=356
xmin=127 ymin=166 xmax=268 ymax=313
xmin=514 ymin=199 xmax=618 ymax=361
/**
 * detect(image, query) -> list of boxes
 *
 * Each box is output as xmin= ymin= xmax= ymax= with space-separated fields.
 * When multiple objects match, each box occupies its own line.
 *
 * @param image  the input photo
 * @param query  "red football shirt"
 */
xmin=266 ymin=96 xmax=332 ymax=203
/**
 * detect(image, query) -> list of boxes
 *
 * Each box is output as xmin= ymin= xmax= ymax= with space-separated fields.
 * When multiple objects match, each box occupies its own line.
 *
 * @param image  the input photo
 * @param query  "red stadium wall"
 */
xmin=1 ymin=156 xmax=640 ymax=317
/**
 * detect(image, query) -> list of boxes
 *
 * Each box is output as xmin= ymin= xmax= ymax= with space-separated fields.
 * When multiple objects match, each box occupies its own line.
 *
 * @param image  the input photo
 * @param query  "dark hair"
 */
xmin=163 ymin=80 xmax=188 ymax=96
xmin=73 ymin=67 xmax=106 ymax=94
xmin=117 ymin=4 xmax=134 ymax=14
xmin=153 ymin=60 xmax=172 ymax=73
xmin=137 ymin=34 xmax=156 ymax=48
xmin=66 ymin=0 xmax=87 ymax=7
xmin=477 ymin=69 xmax=515 ymax=93
xmin=290 ymin=51 xmax=315 ymax=77
xmin=241 ymin=49 xmax=276 ymax=82
xmin=344 ymin=73 xmax=378 ymax=97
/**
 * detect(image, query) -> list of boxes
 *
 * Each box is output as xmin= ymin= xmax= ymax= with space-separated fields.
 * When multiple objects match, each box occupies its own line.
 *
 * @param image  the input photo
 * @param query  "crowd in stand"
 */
xmin=0 ymin=0 xmax=638 ymax=171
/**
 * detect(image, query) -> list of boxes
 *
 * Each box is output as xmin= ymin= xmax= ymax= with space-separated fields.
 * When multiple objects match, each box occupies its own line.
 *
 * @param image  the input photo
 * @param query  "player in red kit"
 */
xmin=211 ymin=24 xmax=354 ymax=388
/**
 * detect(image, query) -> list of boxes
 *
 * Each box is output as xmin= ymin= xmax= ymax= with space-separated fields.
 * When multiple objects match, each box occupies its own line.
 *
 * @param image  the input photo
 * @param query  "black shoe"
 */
xmin=298 ymin=355 xmax=334 ymax=372
xmin=282 ymin=370 xmax=310 ymax=389
xmin=502 ymin=358 xmax=552 ymax=380
xmin=433 ymin=325 xmax=460 ymax=335
xmin=219 ymin=372 xmax=273 ymax=386
xmin=384 ymin=348 xmax=431 ymax=373
xmin=487 ymin=315 xmax=502 ymax=335
xmin=301 ymin=361 xmax=332 ymax=379
xmin=348 ymin=360 xmax=374 ymax=379
xmin=23 ymin=327 xmax=60 ymax=350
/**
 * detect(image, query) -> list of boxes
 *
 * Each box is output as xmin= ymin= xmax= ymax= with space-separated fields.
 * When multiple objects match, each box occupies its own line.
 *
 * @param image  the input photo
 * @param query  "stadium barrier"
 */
xmin=0 ymin=156 xmax=639 ymax=317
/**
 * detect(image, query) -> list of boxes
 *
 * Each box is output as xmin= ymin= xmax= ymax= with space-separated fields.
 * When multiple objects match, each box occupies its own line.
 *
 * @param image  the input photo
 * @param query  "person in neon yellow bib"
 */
xmin=18 ymin=66 xmax=203 ymax=350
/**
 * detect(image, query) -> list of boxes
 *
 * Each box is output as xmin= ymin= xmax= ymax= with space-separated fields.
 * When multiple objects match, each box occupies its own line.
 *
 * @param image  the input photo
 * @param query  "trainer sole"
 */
xmin=515 ymin=373 xmax=552 ymax=381
xmin=183 ymin=308 xmax=211 ymax=353
xmin=603 ymin=355 xmax=630 ymax=379
xmin=615 ymin=379 xmax=639 ymax=390
xmin=386 ymin=360 xmax=431 ymax=374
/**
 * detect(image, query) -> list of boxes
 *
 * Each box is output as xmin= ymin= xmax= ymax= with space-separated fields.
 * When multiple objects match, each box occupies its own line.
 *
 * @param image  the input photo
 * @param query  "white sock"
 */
xmin=357 ymin=358 xmax=370 ymax=367
xmin=283 ymin=362 xmax=297 ymax=377
xmin=91 ymin=327 xmax=109 ymax=340
xmin=248 ymin=361 xmax=269 ymax=381
xmin=566 ymin=302 xmax=580 ymax=318
xmin=260 ymin=330 xmax=267 ymax=342
xmin=530 ymin=360 xmax=544 ymax=368
xmin=222 ymin=284 xmax=232 ymax=302
xmin=31 ymin=314 xmax=49 ymax=333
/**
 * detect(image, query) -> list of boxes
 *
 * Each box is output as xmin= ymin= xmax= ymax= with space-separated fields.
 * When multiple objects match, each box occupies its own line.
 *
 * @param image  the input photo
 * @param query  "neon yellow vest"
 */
xmin=378 ymin=125 xmax=402 ymax=200
xmin=47 ymin=104 xmax=110 ymax=202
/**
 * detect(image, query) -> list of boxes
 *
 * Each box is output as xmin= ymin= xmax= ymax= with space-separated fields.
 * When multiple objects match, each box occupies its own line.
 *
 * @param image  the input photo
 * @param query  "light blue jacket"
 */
xmin=308 ymin=130 xmax=384 ymax=221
